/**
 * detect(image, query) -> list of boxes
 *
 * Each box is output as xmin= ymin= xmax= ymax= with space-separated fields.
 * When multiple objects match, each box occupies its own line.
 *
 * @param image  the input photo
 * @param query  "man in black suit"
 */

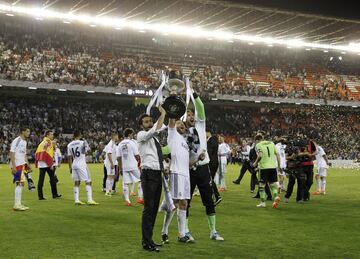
xmin=206 ymin=130 xmax=222 ymax=206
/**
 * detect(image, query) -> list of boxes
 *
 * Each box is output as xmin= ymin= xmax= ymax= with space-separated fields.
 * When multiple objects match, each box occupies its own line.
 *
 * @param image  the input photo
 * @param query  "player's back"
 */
xmin=67 ymin=140 xmax=88 ymax=168
xmin=256 ymin=140 xmax=277 ymax=169
xmin=118 ymin=139 xmax=138 ymax=171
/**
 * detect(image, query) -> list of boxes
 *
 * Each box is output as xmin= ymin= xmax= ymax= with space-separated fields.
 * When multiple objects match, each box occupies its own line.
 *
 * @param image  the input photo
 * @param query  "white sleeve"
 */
xmin=10 ymin=139 xmax=17 ymax=153
xmin=132 ymin=141 xmax=139 ymax=156
xmin=104 ymin=143 xmax=112 ymax=154
xmin=137 ymin=122 xmax=166 ymax=143
xmin=167 ymin=127 xmax=177 ymax=145
xmin=117 ymin=145 xmax=122 ymax=158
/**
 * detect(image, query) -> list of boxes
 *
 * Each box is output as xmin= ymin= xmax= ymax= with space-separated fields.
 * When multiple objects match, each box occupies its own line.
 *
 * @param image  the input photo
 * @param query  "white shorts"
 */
xmin=123 ymin=169 xmax=141 ymax=184
xmin=317 ymin=167 xmax=327 ymax=177
xmin=72 ymin=166 xmax=91 ymax=182
xmin=105 ymin=165 xmax=116 ymax=176
xmin=277 ymin=167 xmax=286 ymax=176
xmin=170 ymin=173 xmax=190 ymax=200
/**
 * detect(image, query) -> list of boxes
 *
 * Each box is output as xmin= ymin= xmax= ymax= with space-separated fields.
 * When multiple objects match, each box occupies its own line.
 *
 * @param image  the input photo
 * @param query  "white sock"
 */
xmin=185 ymin=218 xmax=190 ymax=233
xmin=123 ymin=183 xmax=130 ymax=202
xmin=130 ymin=183 xmax=135 ymax=194
xmin=74 ymin=186 xmax=79 ymax=202
xmin=322 ymin=178 xmax=326 ymax=193
xmin=317 ymin=178 xmax=321 ymax=191
xmin=27 ymin=173 xmax=32 ymax=180
xmin=86 ymin=184 xmax=93 ymax=202
xmin=106 ymin=178 xmax=112 ymax=193
xmin=161 ymin=210 xmax=175 ymax=235
xmin=137 ymin=183 xmax=143 ymax=199
xmin=177 ymin=209 xmax=187 ymax=238
xmin=14 ymin=185 xmax=22 ymax=206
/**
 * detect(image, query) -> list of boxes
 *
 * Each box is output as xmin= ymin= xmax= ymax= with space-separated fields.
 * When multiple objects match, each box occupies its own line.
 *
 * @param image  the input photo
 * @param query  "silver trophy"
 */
xmin=162 ymin=70 xmax=187 ymax=119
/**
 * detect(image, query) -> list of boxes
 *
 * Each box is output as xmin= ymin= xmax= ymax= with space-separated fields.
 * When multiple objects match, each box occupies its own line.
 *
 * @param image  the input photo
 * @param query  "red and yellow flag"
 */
xmin=35 ymin=137 xmax=55 ymax=168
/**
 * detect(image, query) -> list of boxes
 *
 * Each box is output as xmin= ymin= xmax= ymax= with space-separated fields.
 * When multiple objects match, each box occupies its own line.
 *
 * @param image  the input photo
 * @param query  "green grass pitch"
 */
xmin=0 ymin=164 xmax=359 ymax=258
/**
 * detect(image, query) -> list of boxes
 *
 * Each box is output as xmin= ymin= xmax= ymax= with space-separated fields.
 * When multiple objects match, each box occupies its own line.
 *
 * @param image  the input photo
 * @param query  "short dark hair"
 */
xmin=44 ymin=129 xmax=53 ymax=136
xmin=123 ymin=128 xmax=135 ymax=137
xmin=255 ymin=134 xmax=263 ymax=141
xmin=138 ymin=113 xmax=151 ymax=126
xmin=20 ymin=127 xmax=29 ymax=133
xmin=73 ymin=130 xmax=81 ymax=138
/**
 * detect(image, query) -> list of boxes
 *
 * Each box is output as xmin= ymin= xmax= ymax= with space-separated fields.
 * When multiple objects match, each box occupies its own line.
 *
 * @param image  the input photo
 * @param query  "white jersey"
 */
xmin=168 ymin=127 xmax=190 ymax=176
xmin=275 ymin=143 xmax=287 ymax=169
xmin=218 ymin=143 xmax=231 ymax=164
xmin=67 ymin=139 xmax=90 ymax=168
xmin=10 ymin=136 xmax=27 ymax=167
xmin=103 ymin=140 xmax=118 ymax=167
xmin=54 ymin=147 xmax=62 ymax=167
xmin=316 ymin=146 xmax=328 ymax=168
xmin=117 ymin=139 xmax=139 ymax=172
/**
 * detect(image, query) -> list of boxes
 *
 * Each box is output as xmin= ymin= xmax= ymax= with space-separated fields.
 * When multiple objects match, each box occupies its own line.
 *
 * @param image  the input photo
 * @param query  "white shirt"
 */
xmin=67 ymin=139 xmax=90 ymax=168
xmin=54 ymin=147 xmax=62 ymax=167
xmin=137 ymin=122 xmax=166 ymax=170
xmin=218 ymin=142 xmax=231 ymax=164
xmin=316 ymin=146 xmax=328 ymax=168
xmin=10 ymin=136 xmax=27 ymax=167
xmin=241 ymin=145 xmax=251 ymax=161
xmin=168 ymin=127 xmax=189 ymax=176
xmin=103 ymin=140 xmax=118 ymax=167
xmin=275 ymin=143 xmax=287 ymax=169
xmin=117 ymin=138 xmax=139 ymax=171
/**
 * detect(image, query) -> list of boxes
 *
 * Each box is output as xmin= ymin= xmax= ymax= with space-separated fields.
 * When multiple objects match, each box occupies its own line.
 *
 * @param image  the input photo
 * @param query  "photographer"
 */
xmin=284 ymin=137 xmax=307 ymax=203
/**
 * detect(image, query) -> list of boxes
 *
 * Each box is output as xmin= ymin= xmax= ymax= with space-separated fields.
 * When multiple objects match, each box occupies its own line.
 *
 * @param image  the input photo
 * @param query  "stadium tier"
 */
xmin=1 ymin=15 xmax=360 ymax=102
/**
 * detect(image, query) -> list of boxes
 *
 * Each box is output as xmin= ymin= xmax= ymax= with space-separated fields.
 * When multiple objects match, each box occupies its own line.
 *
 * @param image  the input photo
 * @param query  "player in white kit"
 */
xmin=275 ymin=137 xmax=287 ymax=193
xmin=104 ymin=133 xmax=119 ymax=196
xmin=67 ymin=131 xmax=98 ymax=205
xmin=117 ymin=128 xmax=143 ymax=206
xmin=218 ymin=135 xmax=231 ymax=192
xmin=10 ymin=127 xmax=31 ymax=211
xmin=167 ymin=118 xmax=192 ymax=243
xmin=314 ymin=144 xmax=330 ymax=195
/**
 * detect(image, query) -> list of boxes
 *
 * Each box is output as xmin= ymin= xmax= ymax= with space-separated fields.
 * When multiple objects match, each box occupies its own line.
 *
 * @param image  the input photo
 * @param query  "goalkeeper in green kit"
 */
xmin=253 ymin=134 xmax=281 ymax=208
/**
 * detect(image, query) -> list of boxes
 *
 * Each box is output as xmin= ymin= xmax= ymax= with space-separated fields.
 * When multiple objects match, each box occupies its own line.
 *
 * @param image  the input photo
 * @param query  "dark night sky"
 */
xmin=225 ymin=0 xmax=359 ymax=20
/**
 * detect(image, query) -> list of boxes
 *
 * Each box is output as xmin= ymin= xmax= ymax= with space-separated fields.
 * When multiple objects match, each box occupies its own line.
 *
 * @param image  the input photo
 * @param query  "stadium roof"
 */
xmin=1 ymin=0 xmax=360 ymax=52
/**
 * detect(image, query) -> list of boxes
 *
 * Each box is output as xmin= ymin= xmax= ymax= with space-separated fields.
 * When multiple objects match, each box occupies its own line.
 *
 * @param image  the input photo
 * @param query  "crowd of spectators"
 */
xmin=0 ymin=95 xmax=359 ymax=164
xmin=0 ymin=19 xmax=359 ymax=101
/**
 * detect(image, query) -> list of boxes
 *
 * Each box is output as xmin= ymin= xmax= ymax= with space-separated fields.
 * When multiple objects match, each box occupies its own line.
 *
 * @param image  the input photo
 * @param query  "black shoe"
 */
xmin=232 ymin=180 xmax=240 ymax=185
xmin=150 ymin=241 xmax=163 ymax=247
xmin=267 ymin=197 xmax=273 ymax=201
xmin=178 ymin=236 xmax=191 ymax=243
xmin=161 ymin=234 xmax=169 ymax=244
xmin=53 ymin=194 xmax=62 ymax=199
xmin=142 ymin=244 xmax=160 ymax=252
xmin=39 ymin=197 xmax=46 ymax=200
xmin=214 ymin=197 xmax=222 ymax=207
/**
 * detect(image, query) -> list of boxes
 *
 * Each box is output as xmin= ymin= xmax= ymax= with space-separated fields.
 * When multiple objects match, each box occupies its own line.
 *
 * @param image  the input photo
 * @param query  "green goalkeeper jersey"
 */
xmin=255 ymin=140 xmax=277 ymax=169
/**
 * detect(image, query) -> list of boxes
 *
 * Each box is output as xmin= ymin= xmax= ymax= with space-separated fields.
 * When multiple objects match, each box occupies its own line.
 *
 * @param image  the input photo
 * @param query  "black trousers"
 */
xmin=303 ymin=165 xmax=314 ymax=201
xmin=285 ymin=169 xmax=307 ymax=201
xmin=209 ymin=163 xmax=221 ymax=200
xmin=236 ymin=161 xmax=258 ymax=191
xmin=141 ymin=169 xmax=162 ymax=245
xmin=102 ymin=165 xmax=117 ymax=190
xmin=38 ymin=167 xmax=59 ymax=199
xmin=187 ymin=164 xmax=215 ymax=216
